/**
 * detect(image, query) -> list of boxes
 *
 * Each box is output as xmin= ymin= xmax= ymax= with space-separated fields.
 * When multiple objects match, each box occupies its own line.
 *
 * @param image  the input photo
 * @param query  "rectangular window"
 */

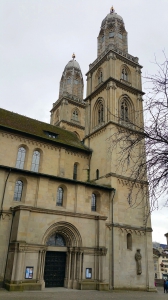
xmin=25 ymin=267 xmax=34 ymax=279
xmin=85 ymin=268 xmax=92 ymax=279
xmin=109 ymin=32 xmax=114 ymax=38
xmin=44 ymin=131 xmax=58 ymax=139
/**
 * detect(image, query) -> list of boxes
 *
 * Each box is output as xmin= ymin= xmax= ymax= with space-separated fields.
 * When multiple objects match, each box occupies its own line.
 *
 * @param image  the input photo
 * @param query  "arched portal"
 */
xmin=42 ymin=222 xmax=82 ymax=289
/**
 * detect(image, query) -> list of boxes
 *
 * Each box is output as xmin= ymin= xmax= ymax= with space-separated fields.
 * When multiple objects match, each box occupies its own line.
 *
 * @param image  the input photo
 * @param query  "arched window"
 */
xmin=67 ymin=77 xmax=71 ymax=84
xmin=118 ymin=26 xmax=123 ymax=39
xmin=121 ymin=68 xmax=128 ymax=81
xmin=72 ymin=110 xmax=78 ymax=121
xmin=101 ymin=35 xmax=105 ymax=42
xmin=91 ymin=193 xmax=96 ymax=211
xmin=73 ymin=163 xmax=78 ymax=180
xmin=121 ymin=98 xmax=128 ymax=122
xmin=98 ymin=72 xmax=103 ymax=84
xmin=15 ymin=147 xmax=26 ymax=169
xmin=56 ymin=187 xmax=63 ymax=206
xmin=13 ymin=180 xmax=23 ymax=201
xmin=31 ymin=150 xmax=40 ymax=172
xmin=127 ymin=233 xmax=132 ymax=250
xmin=98 ymin=102 xmax=104 ymax=124
xmin=109 ymin=31 xmax=114 ymax=38
xmin=96 ymin=169 xmax=99 ymax=180
xmin=74 ymin=78 xmax=78 ymax=84
xmin=93 ymin=98 xmax=105 ymax=128
xmin=46 ymin=233 xmax=66 ymax=246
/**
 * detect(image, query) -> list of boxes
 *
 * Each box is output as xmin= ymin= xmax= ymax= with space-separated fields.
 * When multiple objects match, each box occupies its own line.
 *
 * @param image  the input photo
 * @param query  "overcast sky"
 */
xmin=0 ymin=0 xmax=168 ymax=244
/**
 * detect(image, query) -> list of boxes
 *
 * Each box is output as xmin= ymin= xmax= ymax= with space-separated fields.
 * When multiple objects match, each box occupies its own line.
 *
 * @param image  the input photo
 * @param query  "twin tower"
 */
xmin=50 ymin=7 xmax=143 ymax=142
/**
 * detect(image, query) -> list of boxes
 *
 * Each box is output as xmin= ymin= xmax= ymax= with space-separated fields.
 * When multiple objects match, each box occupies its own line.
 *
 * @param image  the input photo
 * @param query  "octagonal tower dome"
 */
xmin=59 ymin=54 xmax=84 ymax=101
xmin=97 ymin=7 xmax=128 ymax=57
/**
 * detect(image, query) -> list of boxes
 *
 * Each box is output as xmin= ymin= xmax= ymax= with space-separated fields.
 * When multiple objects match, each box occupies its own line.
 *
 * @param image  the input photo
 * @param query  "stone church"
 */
xmin=0 ymin=8 xmax=155 ymax=291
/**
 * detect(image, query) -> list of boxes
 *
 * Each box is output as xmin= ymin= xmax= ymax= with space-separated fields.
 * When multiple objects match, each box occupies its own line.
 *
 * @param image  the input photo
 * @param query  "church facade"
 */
xmin=0 ymin=8 xmax=155 ymax=291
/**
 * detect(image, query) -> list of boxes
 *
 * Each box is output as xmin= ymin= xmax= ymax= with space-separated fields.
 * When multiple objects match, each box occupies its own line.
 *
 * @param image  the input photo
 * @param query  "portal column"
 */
xmin=68 ymin=248 xmax=72 ymax=288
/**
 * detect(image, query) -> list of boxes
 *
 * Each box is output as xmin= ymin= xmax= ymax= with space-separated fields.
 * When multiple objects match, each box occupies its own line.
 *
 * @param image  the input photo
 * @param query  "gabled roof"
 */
xmin=0 ymin=108 xmax=91 ymax=153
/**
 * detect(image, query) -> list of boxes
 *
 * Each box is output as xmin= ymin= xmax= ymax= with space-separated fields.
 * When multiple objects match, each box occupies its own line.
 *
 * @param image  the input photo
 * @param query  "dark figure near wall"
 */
xmin=165 ymin=279 xmax=168 ymax=293
xmin=164 ymin=279 xmax=166 ymax=293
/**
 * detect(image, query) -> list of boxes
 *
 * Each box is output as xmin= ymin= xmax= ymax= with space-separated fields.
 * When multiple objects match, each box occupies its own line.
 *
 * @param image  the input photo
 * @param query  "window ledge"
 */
xmin=71 ymin=119 xmax=80 ymax=124
xmin=95 ymin=81 xmax=104 ymax=90
xmin=120 ymin=79 xmax=131 ymax=86
xmin=94 ymin=121 xmax=105 ymax=130
xmin=56 ymin=205 xmax=66 ymax=210
xmin=119 ymin=120 xmax=134 ymax=129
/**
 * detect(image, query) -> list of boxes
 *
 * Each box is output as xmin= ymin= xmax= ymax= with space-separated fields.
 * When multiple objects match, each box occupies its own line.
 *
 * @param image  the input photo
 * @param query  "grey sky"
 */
xmin=1 ymin=0 xmax=168 ymax=244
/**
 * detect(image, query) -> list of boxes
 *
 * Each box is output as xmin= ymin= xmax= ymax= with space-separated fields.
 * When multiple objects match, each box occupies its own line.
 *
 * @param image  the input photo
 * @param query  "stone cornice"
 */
xmin=0 ymin=165 xmax=114 ymax=191
xmin=9 ymin=241 xmax=107 ymax=255
xmin=0 ymin=126 xmax=90 ymax=154
xmin=106 ymin=222 xmax=152 ymax=232
xmin=10 ymin=205 xmax=108 ymax=221
xmin=51 ymin=96 xmax=86 ymax=112
xmin=9 ymin=241 xmax=47 ymax=252
xmin=84 ymin=77 xmax=144 ymax=101
xmin=86 ymin=47 xmax=142 ymax=76
xmin=84 ymin=120 xmax=145 ymax=142
xmin=58 ymin=120 xmax=85 ymax=130
xmin=107 ymin=172 xmax=148 ymax=185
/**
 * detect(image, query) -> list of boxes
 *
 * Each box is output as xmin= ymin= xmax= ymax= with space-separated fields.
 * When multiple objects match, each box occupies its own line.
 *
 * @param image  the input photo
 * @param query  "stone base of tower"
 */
xmin=112 ymin=286 xmax=157 ymax=292
xmin=3 ymin=281 xmax=42 ymax=291
xmin=79 ymin=280 xmax=109 ymax=291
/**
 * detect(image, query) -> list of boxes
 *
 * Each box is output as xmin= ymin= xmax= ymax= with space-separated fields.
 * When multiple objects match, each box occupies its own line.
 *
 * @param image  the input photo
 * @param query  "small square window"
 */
xmin=86 ymin=268 xmax=92 ymax=279
xmin=44 ymin=131 xmax=58 ymax=139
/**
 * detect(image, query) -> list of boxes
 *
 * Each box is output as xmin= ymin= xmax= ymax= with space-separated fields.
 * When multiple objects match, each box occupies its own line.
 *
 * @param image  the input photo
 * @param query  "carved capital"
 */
xmin=136 ymin=67 xmax=141 ymax=74
xmin=106 ymin=81 xmax=117 ymax=90
xmin=107 ymin=53 xmax=116 ymax=60
xmin=137 ymin=94 xmax=143 ymax=101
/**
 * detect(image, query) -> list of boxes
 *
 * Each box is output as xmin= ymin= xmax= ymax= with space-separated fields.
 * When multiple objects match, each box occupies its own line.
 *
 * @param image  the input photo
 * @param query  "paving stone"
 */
xmin=0 ymin=287 xmax=167 ymax=300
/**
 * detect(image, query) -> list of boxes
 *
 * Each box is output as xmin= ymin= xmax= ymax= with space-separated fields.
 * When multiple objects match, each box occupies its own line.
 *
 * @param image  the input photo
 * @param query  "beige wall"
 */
xmin=0 ymin=132 xmax=89 ymax=180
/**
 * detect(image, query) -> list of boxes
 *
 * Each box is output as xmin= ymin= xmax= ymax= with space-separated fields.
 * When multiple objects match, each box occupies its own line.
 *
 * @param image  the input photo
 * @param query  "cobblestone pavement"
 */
xmin=0 ymin=287 xmax=167 ymax=300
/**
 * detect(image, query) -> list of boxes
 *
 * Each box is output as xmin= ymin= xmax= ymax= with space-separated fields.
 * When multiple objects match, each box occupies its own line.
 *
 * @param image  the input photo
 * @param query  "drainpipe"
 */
xmin=0 ymin=168 xmax=11 ymax=219
xmin=111 ymin=189 xmax=116 ymax=290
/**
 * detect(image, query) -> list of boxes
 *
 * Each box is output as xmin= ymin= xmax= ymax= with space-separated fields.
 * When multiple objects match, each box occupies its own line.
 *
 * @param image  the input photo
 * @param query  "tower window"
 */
xmin=102 ymin=35 xmax=105 ymax=42
xmin=56 ymin=187 xmax=63 ymax=206
xmin=15 ymin=147 xmax=26 ymax=169
xmin=74 ymin=78 xmax=78 ymax=84
xmin=98 ymin=72 xmax=103 ymax=84
xmin=121 ymin=68 xmax=128 ymax=81
xmin=121 ymin=99 xmax=128 ymax=122
xmin=109 ymin=32 xmax=114 ymax=38
xmin=13 ymin=180 xmax=23 ymax=201
xmin=91 ymin=193 xmax=96 ymax=211
xmin=98 ymin=103 xmax=104 ymax=124
xmin=96 ymin=169 xmax=99 ymax=180
xmin=73 ymin=163 xmax=78 ymax=180
xmin=127 ymin=233 xmax=132 ymax=250
xmin=67 ymin=77 xmax=71 ymax=84
xmin=118 ymin=33 xmax=123 ymax=39
xmin=31 ymin=150 xmax=40 ymax=172
xmin=72 ymin=110 xmax=78 ymax=121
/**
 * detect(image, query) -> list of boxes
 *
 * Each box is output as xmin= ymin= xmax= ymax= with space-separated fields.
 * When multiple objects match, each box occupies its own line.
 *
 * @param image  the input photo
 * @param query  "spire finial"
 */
xmin=72 ymin=53 xmax=76 ymax=60
xmin=110 ymin=6 xmax=114 ymax=14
